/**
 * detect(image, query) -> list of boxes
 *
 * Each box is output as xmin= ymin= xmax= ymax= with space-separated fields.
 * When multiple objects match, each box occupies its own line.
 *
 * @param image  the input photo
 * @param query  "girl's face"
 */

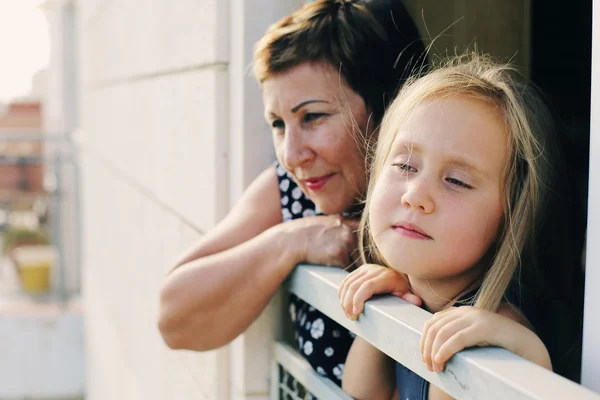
xmin=369 ymin=95 xmax=506 ymax=280
xmin=262 ymin=62 xmax=370 ymax=215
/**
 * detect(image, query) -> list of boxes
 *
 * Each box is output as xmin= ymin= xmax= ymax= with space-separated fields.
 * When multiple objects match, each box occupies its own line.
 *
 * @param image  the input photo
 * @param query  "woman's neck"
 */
xmin=408 ymin=266 xmax=484 ymax=313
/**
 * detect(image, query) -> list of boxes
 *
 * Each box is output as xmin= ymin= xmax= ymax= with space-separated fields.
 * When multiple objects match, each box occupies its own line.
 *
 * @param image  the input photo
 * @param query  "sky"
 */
xmin=0 ymin=0 xmax=49 ymax=102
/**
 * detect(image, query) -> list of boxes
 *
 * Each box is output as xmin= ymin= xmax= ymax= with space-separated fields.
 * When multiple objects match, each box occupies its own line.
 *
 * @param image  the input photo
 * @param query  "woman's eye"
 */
xmin=393 ymin=163 xmax=416 ymax=173
xmin=446 ymin=177 xmax=472 ymax=189
xmin=303 ymin=113 xmax=325 ymax=124
xmin=271 ymin=119 xmax=284 ymax=130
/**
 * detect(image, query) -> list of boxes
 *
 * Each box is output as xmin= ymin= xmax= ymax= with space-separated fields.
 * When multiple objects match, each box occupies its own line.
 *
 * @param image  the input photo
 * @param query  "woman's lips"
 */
xmin=302 ymin=174 xmax=335 ymax=191
xmin=392 ymin=223 xmax=432 ymax=240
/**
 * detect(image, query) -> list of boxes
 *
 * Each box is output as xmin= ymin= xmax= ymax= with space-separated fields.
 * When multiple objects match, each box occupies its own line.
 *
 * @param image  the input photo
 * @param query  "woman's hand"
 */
xmin=282 ymin=215 xmax=359 ymax=268
xmin=338 ymin=263 xmax=422 ymax=320
xmin=420 ymin=305 xmax=552 ymax=373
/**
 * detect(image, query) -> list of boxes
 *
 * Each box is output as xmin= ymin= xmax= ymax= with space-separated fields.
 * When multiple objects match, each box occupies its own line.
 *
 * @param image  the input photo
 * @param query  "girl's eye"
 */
xmin=393 ymin=163 xmax=416 ymax=173
xmin=446 ymin=177 xmax=473 ymax=189
xmin=303 ymin=113 xmax=326 ymax=124
xmin=271 ymin=119 xmax=284 ymax=130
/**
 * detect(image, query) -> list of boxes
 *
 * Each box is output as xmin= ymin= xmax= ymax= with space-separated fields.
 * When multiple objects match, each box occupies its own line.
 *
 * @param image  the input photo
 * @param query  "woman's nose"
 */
xmin=281 ymin=128 xmax=315 ymax=169
xmin=401 ymin=177 xmax=435 ymax=214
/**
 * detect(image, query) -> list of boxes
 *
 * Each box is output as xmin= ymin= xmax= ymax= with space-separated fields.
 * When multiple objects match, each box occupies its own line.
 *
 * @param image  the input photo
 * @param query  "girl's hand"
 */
xmin=283 ymin=215 xmax=359 ymax=268
xmin=420 ymin=306 xmax=551 ymax=373
xmin=338 ymin=263 xmax=422 ymax=320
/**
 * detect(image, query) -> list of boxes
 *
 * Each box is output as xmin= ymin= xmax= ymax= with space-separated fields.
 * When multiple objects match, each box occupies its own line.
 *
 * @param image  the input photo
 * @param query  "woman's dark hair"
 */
xmin=253 ymin=0 xmax=427 ymax=123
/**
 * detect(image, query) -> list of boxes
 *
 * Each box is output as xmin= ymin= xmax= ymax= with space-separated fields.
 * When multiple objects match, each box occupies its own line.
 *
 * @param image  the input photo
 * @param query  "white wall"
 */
xmin=77 ymin=0 xmax=299 ymax=399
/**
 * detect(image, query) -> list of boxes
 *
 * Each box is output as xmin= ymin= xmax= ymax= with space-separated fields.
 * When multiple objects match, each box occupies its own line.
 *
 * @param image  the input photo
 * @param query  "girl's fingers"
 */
xmin=351 ymin=274 xmax=387 ymax=316
xmin=420 ymin=308 xmax=455 ymax=355
xmin=420 ymin=309 xmax=459 ymax=371
xmin=338 ymin=268 xmax=367 ymax=303
xmin=433 ymin=325 xmax=479 ymax=372
xmin=342 ymin=273 xmax=371 ymax=319
xmin=429 ymin=317 xmax=471 ymax=372
xmin=400 ymin=292 xmax=422 ymax=307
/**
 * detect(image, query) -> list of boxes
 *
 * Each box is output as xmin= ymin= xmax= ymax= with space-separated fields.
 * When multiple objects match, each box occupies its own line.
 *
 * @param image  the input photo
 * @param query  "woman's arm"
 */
xmin=158 ymin=167 xmax=357 ymax=351
xmin=342 ymin=337 xmax=397 ymax=400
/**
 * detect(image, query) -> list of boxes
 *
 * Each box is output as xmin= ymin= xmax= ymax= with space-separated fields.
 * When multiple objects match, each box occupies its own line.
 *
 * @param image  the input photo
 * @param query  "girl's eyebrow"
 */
xmin=445 ymin=157 xmax=487 ymax=179
xmin=392 ymin=138 xmax=487 ymax=179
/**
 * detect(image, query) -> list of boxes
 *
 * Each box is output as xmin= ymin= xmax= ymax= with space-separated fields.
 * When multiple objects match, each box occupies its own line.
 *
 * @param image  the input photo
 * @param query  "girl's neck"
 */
xmin=408 ymin=266 xmax=485 ymax=313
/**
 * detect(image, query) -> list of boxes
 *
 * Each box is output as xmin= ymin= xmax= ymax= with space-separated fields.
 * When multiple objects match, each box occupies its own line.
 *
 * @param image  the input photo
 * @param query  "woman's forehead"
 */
xmin=261 ymin=62 xmax=365 ymax=112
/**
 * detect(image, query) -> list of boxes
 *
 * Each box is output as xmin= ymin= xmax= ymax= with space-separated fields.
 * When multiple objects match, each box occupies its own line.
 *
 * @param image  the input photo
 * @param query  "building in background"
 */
xmin=0 ymin=100 xmax=45 ymax=197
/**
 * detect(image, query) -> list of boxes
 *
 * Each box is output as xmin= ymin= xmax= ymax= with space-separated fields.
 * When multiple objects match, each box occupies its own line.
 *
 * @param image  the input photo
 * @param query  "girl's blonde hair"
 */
xmin=359 ymin=53 xmax=559 ymax=312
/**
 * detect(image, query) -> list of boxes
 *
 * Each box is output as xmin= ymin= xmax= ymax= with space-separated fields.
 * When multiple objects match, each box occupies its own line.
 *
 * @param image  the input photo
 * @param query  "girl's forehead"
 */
xmin=383 ymin=94 xmax=508 ymax=174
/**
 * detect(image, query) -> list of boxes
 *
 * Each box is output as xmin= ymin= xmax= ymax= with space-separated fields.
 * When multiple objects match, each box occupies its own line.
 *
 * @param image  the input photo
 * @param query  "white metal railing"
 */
xmin=272 ymin=265 xmax=600 ymax=400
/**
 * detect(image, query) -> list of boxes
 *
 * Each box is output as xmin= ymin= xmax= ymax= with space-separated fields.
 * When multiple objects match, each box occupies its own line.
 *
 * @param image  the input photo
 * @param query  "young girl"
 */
xmin=338 ymin=55 xmax=561 ymax=400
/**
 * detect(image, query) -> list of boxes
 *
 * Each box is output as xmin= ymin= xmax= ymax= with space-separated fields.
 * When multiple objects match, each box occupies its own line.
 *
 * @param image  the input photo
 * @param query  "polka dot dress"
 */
xmin=276 ymin=161 xmax=356 ymax=387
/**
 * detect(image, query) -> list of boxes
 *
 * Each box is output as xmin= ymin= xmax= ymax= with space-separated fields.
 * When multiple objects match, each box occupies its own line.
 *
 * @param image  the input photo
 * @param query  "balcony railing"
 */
xmin=271 ymin=265 xmax=600 ymax=400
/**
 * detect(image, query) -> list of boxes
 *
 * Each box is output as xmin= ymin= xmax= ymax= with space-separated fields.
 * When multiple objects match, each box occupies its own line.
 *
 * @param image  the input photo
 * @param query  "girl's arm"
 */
xmin=342 ymin=337 xmax=397 ymax=400
xmin=158 ymin=167 xmax=357 ymax=351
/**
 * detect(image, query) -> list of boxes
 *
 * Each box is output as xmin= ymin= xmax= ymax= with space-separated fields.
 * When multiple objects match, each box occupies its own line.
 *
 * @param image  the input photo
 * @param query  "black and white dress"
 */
xmin=275 ymin=161 xmax=357 ymax=388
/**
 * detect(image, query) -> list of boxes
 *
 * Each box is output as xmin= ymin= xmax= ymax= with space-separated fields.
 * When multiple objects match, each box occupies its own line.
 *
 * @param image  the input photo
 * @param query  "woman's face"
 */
xmin=262 ymin=62 xmax=371 ymax=215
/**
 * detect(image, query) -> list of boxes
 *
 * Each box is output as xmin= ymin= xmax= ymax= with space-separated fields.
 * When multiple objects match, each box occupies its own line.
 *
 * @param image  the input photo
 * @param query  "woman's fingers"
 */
xmin=341 ymin=218 xmax=360 ymax=231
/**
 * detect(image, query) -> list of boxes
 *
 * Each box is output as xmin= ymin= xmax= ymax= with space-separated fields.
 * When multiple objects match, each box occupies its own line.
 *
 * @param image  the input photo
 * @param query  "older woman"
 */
xmin=158 ymin=0 xmax=426 ymax=387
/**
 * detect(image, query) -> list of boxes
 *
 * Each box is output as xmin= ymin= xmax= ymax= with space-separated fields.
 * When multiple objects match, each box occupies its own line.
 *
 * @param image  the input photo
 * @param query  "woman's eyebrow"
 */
xmin=291 ymin=99 xmax=329 ymax=113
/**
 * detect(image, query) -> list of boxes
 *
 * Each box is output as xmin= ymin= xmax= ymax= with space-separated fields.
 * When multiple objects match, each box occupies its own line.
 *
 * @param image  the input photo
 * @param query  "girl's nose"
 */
xmin=281 ymin=128 xmax=315 ymax=169
xmin=401 ymin=177 xmax=435 ymax=214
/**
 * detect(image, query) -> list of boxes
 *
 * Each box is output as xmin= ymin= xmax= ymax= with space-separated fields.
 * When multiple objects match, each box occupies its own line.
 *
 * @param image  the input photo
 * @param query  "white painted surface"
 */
xmin=82 ymin=68 xmax=228 ymax=232
xmin=80 ymin=0 xmax=224 ymax=85
xmin=77 ymin=0 xmax=232 ymax=397
xmin=80 ymin=153 xmax=230 ymax=400
xmin=582 ymin=0 xmax=600 ymax=391
xmin=289 ymin=265 xmax=600 ymax=400
xmin=0 ymin=311 xmax=84 ymax=399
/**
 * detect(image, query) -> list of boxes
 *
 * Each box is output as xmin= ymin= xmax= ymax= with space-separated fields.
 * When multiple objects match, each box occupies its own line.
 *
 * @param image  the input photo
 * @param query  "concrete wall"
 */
xmin=76 ymin=0 xmax=299 ymax=399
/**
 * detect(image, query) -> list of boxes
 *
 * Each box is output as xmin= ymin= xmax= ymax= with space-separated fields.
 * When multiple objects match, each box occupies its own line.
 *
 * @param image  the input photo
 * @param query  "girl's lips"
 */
xmin=392 ymin=223 xmax=432 ymax=240
xmin=302 ymin=174 xmax=335 ymax=191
